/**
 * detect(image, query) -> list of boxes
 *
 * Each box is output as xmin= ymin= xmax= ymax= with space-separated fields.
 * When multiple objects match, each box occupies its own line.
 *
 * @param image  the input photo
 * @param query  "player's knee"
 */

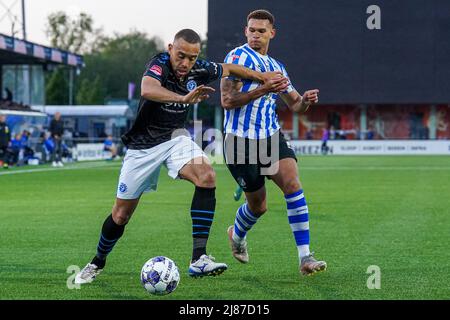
xmin=112 ymin=212 xmax=130 ymax=225
xmin=112 ymin=207 xmax=133 ymax=225
xmin=247 ymin=201 xmax=267 ymax=216
xmin=197 ymin=168 xmax=216 ymax=187
xmin=251 ymin=205 xmax=267 ymax=217
xmin=284 ymin=180 xmax=302 ymax=195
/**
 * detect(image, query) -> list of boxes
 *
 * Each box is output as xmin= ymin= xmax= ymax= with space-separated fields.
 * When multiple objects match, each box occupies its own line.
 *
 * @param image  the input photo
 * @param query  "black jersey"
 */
xmin=122 ymin=52 xmax=223 ymax=149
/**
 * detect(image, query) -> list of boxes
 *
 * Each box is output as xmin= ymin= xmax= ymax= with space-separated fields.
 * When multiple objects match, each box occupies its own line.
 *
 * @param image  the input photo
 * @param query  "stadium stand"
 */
xmin=208 ymin=0 xmax=450 ymax=142
xmin=0 ymin=33 xmax=85 ymax=166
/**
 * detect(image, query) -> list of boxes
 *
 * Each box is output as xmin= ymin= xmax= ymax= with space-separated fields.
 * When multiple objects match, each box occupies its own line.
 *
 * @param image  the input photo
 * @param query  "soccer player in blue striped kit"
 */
xmin=221 ymin=9 xmax=327 ymax=275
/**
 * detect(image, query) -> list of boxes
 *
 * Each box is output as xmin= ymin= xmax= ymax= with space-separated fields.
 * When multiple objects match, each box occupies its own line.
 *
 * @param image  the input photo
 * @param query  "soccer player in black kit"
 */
xmin=75 ymin=29 xmax=287 ymax=283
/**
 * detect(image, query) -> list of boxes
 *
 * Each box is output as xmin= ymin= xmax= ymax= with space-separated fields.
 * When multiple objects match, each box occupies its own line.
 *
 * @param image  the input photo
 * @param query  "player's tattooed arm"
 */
xmin=280 ymin=89 xmax=320 ymax=113
xmin=220 ymin=72 xmax=289 ymax=110
xmin=142 ymin=76 xmax=215 ymax=104
xmin=221 ymin=78 xmax=264 ymax=109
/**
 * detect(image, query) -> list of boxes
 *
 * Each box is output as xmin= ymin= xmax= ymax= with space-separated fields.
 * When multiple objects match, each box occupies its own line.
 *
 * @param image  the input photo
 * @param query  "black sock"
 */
xmin=190 ymin=186 xmax=216 ymax=262
xmin=91 ymin=214 xmax=126 ymax=268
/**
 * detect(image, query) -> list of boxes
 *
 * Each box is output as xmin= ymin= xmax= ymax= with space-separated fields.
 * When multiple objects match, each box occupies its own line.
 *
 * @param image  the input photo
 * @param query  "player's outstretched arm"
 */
xmin=280 ymin=89 xmax=320 ymax=113
xmin=220 ymin=63 xmax=283 ymax=83
xmin=220 ymin=71 xmax=290 ymax=110
xmin=142 ymin=76 xmax=215 ymax=104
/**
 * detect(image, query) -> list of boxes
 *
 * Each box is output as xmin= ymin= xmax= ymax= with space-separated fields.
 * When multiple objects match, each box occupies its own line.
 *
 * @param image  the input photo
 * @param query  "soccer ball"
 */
xmin=140 ymin=256 xmax=180 ymax=295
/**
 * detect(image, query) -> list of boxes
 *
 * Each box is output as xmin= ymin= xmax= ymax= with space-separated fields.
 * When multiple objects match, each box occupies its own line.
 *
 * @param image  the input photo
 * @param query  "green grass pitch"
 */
xmin=1 ymin=156 xmax=449 ymax=300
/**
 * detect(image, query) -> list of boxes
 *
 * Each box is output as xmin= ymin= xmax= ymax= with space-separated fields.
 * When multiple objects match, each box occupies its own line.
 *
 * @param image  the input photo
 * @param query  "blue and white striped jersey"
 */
xmin=223 ymin=44 xmax=295 ymax=139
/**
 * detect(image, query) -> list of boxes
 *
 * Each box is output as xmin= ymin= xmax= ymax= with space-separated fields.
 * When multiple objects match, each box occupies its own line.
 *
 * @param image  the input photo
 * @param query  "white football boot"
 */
xmin=74 ymin=263 xmax=103 ymax=284
xmin=188 ymin=254 xmax=228 ymax=277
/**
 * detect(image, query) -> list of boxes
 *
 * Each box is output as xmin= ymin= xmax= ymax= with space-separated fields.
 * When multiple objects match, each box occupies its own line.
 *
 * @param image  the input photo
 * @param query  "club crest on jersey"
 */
xmin=186 ymin=80 xmax=197 ymax=92
xmin=119 ymin=183 xmax=127 ymax=193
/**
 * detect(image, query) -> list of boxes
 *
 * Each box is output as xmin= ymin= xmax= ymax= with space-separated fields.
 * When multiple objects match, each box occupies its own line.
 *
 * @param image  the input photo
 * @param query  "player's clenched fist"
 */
xmin=302 ymin=89 xmax=319 ymax=105
xmin=261 ymin=71 xmax=290 ymax=93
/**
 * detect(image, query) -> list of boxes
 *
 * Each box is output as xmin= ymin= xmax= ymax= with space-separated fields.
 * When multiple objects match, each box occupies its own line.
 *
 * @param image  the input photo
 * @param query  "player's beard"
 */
xmin=249 ymin=42 xmax=261 ymax=51
xmin=249 ymin=40 xmax=265 ymax=53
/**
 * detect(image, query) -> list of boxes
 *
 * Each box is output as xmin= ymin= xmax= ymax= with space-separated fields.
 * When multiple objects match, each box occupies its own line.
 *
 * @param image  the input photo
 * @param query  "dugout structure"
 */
xmin=0 ymin=33 xmax=84 ymax=138
xmin=207 ymin=0 xmax=450 ymax=139
xmin=0 ymin=32 xmax=84 ymax=108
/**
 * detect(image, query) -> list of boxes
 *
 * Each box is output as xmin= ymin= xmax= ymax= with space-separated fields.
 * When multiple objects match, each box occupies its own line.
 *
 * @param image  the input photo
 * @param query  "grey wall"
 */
xmin=207 ymin=0 xmax=450 ymax=104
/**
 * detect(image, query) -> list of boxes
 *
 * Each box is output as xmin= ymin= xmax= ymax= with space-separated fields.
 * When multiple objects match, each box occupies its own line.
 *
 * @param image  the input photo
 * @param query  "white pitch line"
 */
xmin=0 ymin=162 xmax=119 ymax=176
xmin=1 ymin=163 xmax=448 ymax=176
xmin=298 ymin=166 xmax=450 ymax=171
xmin=213 ymin=165 xmax=450 ymax=171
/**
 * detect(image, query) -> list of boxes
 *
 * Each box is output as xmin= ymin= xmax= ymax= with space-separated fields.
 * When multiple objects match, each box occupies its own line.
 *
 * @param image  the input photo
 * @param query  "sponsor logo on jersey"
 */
xmin=231 ymin=54 xmax=240 ymax=62
xmin=149 ymin=65 xmax=162 ymax=76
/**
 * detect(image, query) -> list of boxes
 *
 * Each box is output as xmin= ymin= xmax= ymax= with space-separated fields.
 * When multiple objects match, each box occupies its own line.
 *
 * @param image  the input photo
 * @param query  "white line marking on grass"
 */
xmin=213 ymin=166 xmax=450 ymax=171
xmin=3 ymin=163 xmax=448 ymax=176
xmin=0 ymin=162 xmax=119 ymax=176
xmin=299 ymin=166 xmax=450 ymax=171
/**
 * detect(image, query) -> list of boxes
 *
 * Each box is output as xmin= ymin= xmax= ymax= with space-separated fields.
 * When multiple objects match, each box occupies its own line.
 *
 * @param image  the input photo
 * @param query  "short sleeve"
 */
xmin=143 ymin=58 xmax=168 ymax=83
xmin=206 ymin=61 xmax=223 ymax=83
xmin=195 ymin=59 xmax=223 ymax=84
xmin=223 ymin=49 xmax=253 ymax=81
xmin=280 ymin=63 xmax=294 ymax=94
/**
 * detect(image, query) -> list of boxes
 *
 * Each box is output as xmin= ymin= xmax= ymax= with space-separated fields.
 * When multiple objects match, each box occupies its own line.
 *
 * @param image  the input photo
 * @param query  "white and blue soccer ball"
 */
xmin=140 ymin=256 xmax=180 ymax=295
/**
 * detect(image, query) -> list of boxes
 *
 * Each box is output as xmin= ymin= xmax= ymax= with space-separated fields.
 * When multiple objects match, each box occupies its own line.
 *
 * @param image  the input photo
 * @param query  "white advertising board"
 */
xmin=76 ymin=143 xmax=110 ymax=161
xmin=289 ymin=140 xmax=450 ymax=155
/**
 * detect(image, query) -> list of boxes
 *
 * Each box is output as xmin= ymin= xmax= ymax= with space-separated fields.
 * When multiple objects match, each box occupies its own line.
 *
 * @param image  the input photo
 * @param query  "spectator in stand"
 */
xmin=43 ymin=132 xmax=55 ymax=163
xmin=20 ymin=130 xmax=34 ymax=161
xmin=103 ymin=135 xmax=117 ymax=160
xmin=306 ymin=128 xmax=313 ymax=140
xmin=21 ymin=130 xmax=29 ymax=146
xmin=329 ymin=125 xmax=336 ymax=140
xmin=49 ymin=112 xmax=64 ymax=167
xmin=367 ymin=127 xmax=375 ymax=140
xmin=61 ymin=141 xmax=73 ymax=162
xmin=355 ymin=126 xmax=363 ymax=140
xmin=421 ymin=125 xmax=429 ymax=140
xmin=0 ymin=115 xmax=11 ymax=168
xmin=10 ymin=133 xmax=22 ymax=165
xmin=321 ymin=127 xmax=330 ymax=155
xmin=5 ymin=87 xmax=13 ymax=101
xmin=64 ymin=129 xmax=74 ymax=148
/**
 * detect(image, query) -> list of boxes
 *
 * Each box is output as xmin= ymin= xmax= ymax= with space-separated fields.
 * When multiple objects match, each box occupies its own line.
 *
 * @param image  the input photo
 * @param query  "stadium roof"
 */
xmin=32 ymin=105 xmax=133 ymax=117
xmin=0 ymin=109 xmax=47 ymax=117
xmin=0 ymin=33 xmax=83 ymax=68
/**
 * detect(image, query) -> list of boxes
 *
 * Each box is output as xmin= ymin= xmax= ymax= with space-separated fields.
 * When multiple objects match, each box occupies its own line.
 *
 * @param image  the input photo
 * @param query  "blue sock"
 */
xmin=285 ymin=189 xmax=311 ymax=259
xmin=96 ymin=234 xmax=121 ymax=259
xmin=233 ymin=203 xmax=259 ymax=243
xmin=93 ymin=214 xmax=125 ymax=267
xmin=190 ymin=186 xmax=216 ymax=261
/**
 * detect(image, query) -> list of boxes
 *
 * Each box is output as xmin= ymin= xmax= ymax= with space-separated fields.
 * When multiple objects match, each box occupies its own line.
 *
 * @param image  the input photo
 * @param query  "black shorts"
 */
xmin=224 ymin=131 xmax=297 ymax=193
